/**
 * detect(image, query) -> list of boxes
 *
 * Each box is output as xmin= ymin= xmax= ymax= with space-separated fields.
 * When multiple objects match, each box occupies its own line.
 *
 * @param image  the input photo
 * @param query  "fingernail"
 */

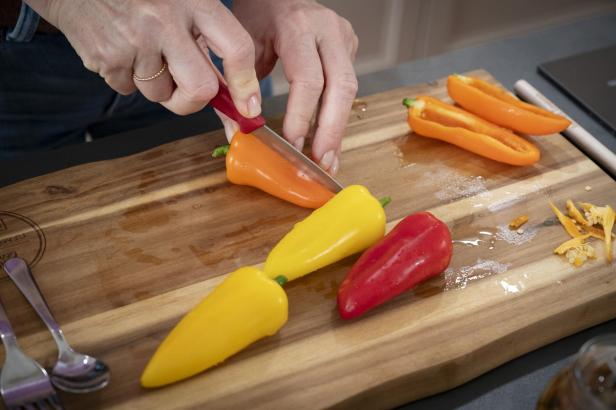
xmin=319 ymin=150 xmax=335 ymax=170
xmin=330 ymin=156 xmax=339 ymax=175
xmin=247 ymin=95 xmax=261 ymax=118
xmin=293 ymin=137 xmax=305 ymax=151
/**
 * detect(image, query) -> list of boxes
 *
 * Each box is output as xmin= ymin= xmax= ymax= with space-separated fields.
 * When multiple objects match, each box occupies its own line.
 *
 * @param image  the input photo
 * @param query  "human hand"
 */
xmin=233 ymin=0 xmax=359 ymax=174
xmin=27 ymin=0 xmax=261 ymax=117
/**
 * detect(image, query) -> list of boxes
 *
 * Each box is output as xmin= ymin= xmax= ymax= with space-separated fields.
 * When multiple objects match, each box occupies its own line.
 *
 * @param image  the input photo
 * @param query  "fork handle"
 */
xmin=0 ymin=298 xmax=19 ymax=349
xmin=3 ymin=258 xmax=70 ymax=351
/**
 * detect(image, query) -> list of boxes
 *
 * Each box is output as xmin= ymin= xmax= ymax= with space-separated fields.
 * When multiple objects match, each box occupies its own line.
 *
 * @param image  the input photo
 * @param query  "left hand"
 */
xmin=230 ymin=0 xmax=359 ymax=175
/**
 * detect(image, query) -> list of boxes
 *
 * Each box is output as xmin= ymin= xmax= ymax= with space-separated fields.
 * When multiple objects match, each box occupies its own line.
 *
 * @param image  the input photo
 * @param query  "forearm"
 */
xmin=22 ymin=0 xmax=53 ymax=23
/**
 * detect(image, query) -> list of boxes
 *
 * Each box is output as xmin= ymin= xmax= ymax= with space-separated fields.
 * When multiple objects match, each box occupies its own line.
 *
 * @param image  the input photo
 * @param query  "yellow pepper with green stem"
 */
xmin=264 ymin=185 xmax=387 ymax=282
xmin=141 ymin=267 xmax=288 ymax=388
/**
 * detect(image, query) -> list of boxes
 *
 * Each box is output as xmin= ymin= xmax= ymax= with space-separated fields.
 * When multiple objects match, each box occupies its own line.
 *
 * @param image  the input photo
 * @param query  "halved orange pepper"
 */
xmin=214 ymin=131 xmax=334 ymax=209
xmin=447 ymin=75 xmax=570 ymax=135
xmin=403 ymin=96 xmax=540 ymax=166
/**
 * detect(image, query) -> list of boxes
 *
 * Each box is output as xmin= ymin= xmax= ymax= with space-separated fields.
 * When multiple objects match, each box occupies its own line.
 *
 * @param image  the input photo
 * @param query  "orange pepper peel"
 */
xmin=565 ymin=200 xmax=606 ymax=240
xmin=550 ymin=200 xmax=615 ymax=265
xmin=447 ymin=75 xmax=571 ymax=135
xmin=509 ymin=215 xmax=529 ymax=230
xmin=581 ymin=203 xmax=615 ymax=263
xmin=553 ymin=234 xmax=595 ymax=267
xmin=549 ymin=201 xmax=584 ymax=238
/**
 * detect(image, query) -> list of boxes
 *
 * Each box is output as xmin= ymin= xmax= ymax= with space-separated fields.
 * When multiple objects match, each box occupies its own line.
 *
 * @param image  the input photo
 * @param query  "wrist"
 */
xmin=23 ymin=0 xmax=63 ymax=29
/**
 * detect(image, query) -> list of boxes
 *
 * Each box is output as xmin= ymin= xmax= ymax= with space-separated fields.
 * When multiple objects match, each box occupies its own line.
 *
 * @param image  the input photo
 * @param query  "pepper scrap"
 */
xmin=403 ymin=96 xmax=540 ymax=166
xmin=553 ymin=234 xmax=595 ymax=267
xmin=447 ymin=74 xmax=571 ymax=135
xmin=550 ymin=200 xmax=615 ymax=266
xmin=141 ymin=267 xmax=288 ymax=388
xmin=580 ymin=202 xmax=615 ymax=263
xmin=264 ymin=185 xmax=387 ymax=283
xmin=214 ymin=131 xmax=334 ymax=209
xmin=509 ymin=215 xmax=529 ymax=230
xmin=549 ymin=201 xmax=585 ymax=238
xmin=565 ymin=200 xmax=607 ymax=240
xmin=338 ymin=212 xmax=452 ymax=320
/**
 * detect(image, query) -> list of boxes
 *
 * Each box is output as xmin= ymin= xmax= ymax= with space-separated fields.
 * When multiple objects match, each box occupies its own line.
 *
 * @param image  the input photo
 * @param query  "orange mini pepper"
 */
xmin=213 ymin=131 xmax=334 ymax=209
xmin=447 ymin=75 xmax=570 ymax=135
xmin=403 ymin=96 xmax=540 ymax=166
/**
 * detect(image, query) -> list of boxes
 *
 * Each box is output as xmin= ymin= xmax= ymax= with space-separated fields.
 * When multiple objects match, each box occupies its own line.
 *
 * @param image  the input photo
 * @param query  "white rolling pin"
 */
xmin=514 ymin=79 xmax=616 ymax=178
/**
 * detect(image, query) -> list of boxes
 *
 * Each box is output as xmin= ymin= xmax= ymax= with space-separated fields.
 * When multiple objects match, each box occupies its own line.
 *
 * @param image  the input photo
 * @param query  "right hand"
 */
xmin=29 ymin=0 xmax=261 ymax=117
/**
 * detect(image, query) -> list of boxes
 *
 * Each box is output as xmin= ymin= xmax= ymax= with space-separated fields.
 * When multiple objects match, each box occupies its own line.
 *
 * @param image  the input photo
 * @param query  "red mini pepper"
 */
xmin=337 ymin=212 xmax=452 ymax=320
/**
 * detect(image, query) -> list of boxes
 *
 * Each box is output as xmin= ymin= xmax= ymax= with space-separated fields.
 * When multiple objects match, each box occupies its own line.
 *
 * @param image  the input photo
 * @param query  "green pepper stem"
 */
xmin=379 ymin=196 xmax=392 ymax=208
xmin=402 ymin=97 xmax=416 ymax=108
xmin=274 ymin=275 xmax=288 ymax=287
xmin=211 ymin=144 xmax=230 ymax=158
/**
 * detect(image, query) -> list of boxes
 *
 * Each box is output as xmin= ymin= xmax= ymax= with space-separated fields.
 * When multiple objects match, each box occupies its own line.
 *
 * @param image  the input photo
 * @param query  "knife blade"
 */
xmin=210 ymin=81 xmax=344 ymax=193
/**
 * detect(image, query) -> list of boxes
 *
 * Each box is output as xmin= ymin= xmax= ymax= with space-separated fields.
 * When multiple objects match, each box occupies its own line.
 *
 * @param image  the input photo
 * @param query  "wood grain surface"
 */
xmin=0 ymin=70 xmax=615 ymax=409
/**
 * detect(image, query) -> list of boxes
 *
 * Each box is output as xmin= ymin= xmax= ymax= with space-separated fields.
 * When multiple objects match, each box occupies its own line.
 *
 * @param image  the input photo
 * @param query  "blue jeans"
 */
xmin=0 ymin=1 xmax=272 ymax=158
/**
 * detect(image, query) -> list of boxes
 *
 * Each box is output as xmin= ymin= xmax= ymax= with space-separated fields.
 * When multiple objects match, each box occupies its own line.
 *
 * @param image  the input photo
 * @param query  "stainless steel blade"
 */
xmin=251 ymin=125 xmax=344 ymax=193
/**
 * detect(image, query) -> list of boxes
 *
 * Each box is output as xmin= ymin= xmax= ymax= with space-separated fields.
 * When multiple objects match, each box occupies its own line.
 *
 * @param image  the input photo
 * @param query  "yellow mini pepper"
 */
xmin=141 ymin=267 xmax=288 ymax=388
xmin=264 ymin=185 xmax=387 ymax=282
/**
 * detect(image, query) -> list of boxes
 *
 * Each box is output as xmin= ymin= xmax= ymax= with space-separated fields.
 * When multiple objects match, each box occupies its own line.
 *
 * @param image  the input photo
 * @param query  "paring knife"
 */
xmin=209 ymin=82 xmax=344 ymax=193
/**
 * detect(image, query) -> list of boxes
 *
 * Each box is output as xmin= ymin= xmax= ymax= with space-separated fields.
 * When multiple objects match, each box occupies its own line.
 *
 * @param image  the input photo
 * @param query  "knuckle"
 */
xmin=295 ymin=75 xmax=324 ymax=94
xmin=287 ymin=8 xmax=311 ymax=29
xmin=105 ymin=77 xmax=133 ymax=95
xmin=321 ymin=8 xmax=341 ymax=24
xmin=141 ymin=87 xmax=172 ymax=103
xmin=229 ymin=75 xmax=259 ymax=93
xmin=287 ymin=109 xmax=314 ymax=126
xmin=81 ymin=57 xmax=100 ymax=74
xmin=117 ymin=85 xmax=136 ymax=96
xmin=176 ymin=101 xmax=206 ymax=116
xmin=98 ymin=45 xmax=132 ymax=71
xmin=340 ymin=17 xmax=355 ymax=35
xmin=182 ymin=81 xmax=218 ymax=104
xmin=335 ymin=72 xmax=358 ymax=97
xmin=226 ymin=33 xmax=255 ymax=62
xmin=133 ymin=0 xmax=172 ymax=29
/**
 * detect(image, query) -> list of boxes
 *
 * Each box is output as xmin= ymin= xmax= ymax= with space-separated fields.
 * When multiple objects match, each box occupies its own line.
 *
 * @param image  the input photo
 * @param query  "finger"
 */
xmin=311 ymin=36 xmax=358 ymax=173
xmin=214 ymin=108 xmax=239 ymax=143
xmin=340 ymin=18 xmax=359 ymax=61
xmin=133 ymin=54 xmax=174 ymax=102
xmin=193 ymin=2 xmax=261 ymax=118
xmin=279 ymin=34 xmax=324 ymax=151
xmin=160 ymin=30 xmax=218 ymax=116
xmin=103 ymin=67 xmax=138 ymax=95
xmin=350 ymin=33 xmax=359 ymax=62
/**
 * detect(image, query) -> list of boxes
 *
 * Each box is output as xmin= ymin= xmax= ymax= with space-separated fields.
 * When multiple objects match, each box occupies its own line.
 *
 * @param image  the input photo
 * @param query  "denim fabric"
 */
xmin=0 ymin=0 xmax=273 ymax=158
xmin=6 ymin=2 xmax=39 ymax=42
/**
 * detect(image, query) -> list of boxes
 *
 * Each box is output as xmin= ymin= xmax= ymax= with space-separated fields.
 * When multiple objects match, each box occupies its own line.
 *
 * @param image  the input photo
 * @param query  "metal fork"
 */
xmin=0 ymin=297 xmax=63 ymax=410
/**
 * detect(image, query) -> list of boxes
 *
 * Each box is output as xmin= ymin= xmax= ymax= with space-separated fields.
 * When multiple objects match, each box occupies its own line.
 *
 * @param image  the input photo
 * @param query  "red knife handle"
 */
xmin=210 ymin=81 xmax=265 ymax=134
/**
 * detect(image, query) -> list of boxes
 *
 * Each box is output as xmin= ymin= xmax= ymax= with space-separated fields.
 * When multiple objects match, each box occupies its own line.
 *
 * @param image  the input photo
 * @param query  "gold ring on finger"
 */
xmin=133 ymin=62 xmax=167 ymax=82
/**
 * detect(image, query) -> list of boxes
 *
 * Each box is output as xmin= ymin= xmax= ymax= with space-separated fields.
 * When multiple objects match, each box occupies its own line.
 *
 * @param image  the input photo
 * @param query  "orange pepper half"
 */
xmin=447 ymin=75 xmax=570 ymax=135
xmin=404 ymin=96 xmax=540 ymax=166
xmin=221 ymin=131 xmax=334 ymax=209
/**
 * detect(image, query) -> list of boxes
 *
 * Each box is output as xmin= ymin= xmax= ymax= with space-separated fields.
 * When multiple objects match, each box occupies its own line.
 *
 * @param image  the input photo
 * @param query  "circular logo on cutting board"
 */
xmin=0 ymin=211 xmax=46 ymax=268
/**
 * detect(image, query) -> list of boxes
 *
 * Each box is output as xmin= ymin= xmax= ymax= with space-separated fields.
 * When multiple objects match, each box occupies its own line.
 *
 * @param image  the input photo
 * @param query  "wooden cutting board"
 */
xmin=0 ymin=70 xmax=615 ymax=409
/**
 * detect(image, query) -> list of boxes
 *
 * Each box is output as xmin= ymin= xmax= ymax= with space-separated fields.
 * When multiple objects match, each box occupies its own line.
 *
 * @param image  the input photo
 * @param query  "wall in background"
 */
xmin=269 ymin=0 xmax=616 ymax=95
